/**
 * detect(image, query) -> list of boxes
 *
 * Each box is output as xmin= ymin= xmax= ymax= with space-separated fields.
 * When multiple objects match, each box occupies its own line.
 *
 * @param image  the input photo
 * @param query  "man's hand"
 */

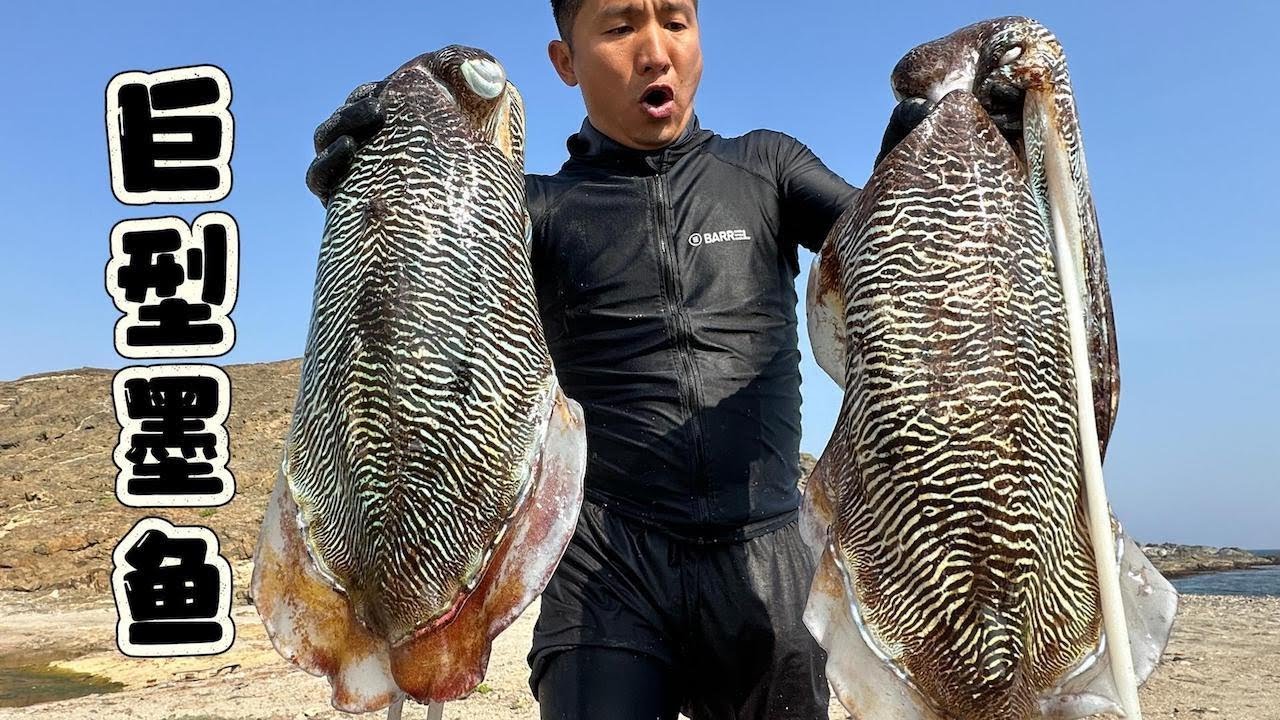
xmin=305 ymin=81 xmax=388 ymax=205
xmin=873 ymin=97 xmax=931 ymax=169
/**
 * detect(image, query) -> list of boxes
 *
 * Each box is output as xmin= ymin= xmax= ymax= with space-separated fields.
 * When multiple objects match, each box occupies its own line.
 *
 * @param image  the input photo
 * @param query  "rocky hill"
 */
xmin=0 ymin=360 xmax=301 ymax=599
xmin=0 ymin=359 xmax=1268 ymax=598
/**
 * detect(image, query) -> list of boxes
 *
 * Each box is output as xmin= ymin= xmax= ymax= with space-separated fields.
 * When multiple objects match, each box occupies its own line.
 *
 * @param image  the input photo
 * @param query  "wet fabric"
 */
xmin=534 ymin=647 xmax=681 ymax=720
xmin=529 ymin=500 xmax=829 ymax=720
xmin=526 ymin=116 xmax=858 ymax=541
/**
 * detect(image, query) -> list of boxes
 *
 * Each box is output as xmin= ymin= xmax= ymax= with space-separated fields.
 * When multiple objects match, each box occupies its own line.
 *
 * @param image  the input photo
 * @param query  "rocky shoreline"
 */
xmin=1141 ymin=543 xmax=1278 ymax=578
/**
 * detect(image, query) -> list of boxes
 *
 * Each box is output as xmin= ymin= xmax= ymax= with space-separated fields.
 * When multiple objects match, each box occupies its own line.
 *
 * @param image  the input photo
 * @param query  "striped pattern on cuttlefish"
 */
xmin=802 ymin=17 xmax=1176 ymax=720
xmin=251 ymin=45 xmax=586 ymax=713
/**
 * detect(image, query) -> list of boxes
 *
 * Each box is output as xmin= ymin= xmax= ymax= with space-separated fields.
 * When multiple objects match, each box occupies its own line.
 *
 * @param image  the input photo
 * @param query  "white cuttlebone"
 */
xmin=1032 ymin=87 xmax=1144 ymax=719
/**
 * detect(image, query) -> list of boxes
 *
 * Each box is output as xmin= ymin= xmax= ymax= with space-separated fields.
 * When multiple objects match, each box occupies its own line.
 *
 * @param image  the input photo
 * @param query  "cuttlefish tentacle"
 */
xmin=1030 ymin=81 xmax=1143 ymax=718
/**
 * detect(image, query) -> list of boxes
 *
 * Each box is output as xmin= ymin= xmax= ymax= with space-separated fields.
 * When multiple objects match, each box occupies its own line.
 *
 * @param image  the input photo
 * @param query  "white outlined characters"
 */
xmin=107 ymin=213 xmax=239 ymax=358
xmin=105 ymin=64 xmax=238 ymax=659
xmin=112 ymin=364 xmax=234 ymax=507
xmin=106 ymin=65 xmax=233 ymax=204
xmin=113 ymin=517 xmax=234 ymax=657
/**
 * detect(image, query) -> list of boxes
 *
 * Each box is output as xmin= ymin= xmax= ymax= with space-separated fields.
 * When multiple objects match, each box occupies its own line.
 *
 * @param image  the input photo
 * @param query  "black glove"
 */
xmin=305 ymin=81 xmax=388 ymax=205
xmin=873 ymin=96 xmax=931 ymax=169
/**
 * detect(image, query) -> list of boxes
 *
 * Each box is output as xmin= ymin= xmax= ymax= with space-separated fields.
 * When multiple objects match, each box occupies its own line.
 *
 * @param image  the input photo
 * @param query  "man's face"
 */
xmin=549 ymin=0 xmax=702 ymax=150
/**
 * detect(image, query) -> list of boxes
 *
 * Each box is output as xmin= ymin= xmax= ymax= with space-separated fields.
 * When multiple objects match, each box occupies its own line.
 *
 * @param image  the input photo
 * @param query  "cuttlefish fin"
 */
xmin=798 ymin=446 xmax=838 ymax=561
xmin=806 ymin=237 xmax=848 ymax=389
xmin=251 ymin=465 xmax=399 ymax=713
xmin=800 ymin=449 xmax=939 ymax=720
xmin=1037 ymin=525 xmax=1178 ymax=719
xmin=804 ymin=542 xmax=942 ymax=720
xmin=390 ymin=388 xmax=587 ymax=703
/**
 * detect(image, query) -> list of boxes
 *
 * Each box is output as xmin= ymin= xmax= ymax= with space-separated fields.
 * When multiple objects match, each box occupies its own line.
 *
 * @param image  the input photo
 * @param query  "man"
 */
xmin=306 ymin=1 xmax=878 ymax=717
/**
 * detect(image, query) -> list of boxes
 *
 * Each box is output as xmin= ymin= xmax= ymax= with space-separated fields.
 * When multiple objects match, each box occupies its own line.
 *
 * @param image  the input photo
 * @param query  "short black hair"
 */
xmin=551 ymin=0 xmax=698 ymax=44
xmin=551 ymin=0 xmax=585 ymax=42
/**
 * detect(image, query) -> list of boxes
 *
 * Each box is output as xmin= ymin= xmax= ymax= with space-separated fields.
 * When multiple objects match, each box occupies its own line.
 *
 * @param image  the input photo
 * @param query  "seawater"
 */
xmin=1170 ymin=550 xmax=1280 ymax=597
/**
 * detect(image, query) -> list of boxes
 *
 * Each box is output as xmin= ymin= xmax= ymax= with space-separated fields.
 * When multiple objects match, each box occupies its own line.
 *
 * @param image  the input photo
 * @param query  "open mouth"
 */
xmin=641 ymin=84 xmax=675 ymax=119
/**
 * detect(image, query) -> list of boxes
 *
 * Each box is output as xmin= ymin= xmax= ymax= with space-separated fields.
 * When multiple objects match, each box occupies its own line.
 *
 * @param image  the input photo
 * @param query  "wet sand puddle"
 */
xmin=0 ymin=649 xmax=124 ymax=707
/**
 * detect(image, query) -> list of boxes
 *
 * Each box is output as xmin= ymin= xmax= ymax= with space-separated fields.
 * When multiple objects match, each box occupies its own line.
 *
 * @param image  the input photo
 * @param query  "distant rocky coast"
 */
xmin=1141 ymin=543 xmax=1278 ymax=578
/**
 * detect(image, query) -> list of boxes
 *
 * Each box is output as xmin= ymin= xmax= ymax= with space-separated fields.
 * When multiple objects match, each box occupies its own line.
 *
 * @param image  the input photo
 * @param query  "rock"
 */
xmin=4 ymin=568 xmax=44 ymax=592
xmin=0 ymin=361 xmax=300 ymax=600
xmin=1139 ymin=542 xmax=1278 ymax=577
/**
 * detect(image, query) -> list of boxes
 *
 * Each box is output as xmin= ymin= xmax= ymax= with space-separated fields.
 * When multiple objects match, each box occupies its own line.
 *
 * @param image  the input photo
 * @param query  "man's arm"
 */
xmin=773 ymin=134 xmax=861 ymax=252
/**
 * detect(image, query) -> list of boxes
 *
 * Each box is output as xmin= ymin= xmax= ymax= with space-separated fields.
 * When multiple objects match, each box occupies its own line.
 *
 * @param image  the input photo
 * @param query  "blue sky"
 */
xmin=2 ymin=2 xmax=1276 ymax=548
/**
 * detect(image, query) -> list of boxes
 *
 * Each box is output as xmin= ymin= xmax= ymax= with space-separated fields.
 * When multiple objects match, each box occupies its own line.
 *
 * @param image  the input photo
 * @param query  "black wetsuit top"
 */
xmin=526 ymin=116 xmax=858 ymax=542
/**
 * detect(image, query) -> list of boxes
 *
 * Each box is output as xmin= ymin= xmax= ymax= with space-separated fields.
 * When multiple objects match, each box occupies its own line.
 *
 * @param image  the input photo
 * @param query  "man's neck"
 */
xmin=583 ymin=113 xmax=696 ymax=153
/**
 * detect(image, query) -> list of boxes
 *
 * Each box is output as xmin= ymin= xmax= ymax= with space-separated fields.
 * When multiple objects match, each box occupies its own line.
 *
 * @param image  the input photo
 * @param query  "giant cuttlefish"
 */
xmin=251 ymin=46 xmax=587 ymax=712
xmin=802 ymin=18 xmax=1176 ymax=720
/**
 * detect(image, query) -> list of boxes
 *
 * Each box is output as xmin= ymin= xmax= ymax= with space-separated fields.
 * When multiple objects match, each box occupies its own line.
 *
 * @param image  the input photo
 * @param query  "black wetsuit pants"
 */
xmin=528 ymin=499 xmax=829 ymax=720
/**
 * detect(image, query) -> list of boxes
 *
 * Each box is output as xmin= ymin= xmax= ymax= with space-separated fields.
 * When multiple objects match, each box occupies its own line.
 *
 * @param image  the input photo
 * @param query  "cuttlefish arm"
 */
xmin=251 ymin=389 xmax=586 ymax=711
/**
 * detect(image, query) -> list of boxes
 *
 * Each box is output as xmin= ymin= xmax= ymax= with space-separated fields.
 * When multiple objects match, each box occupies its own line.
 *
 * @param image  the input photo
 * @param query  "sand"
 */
xmin=0 ymin=586 xmax=1276 ymax=720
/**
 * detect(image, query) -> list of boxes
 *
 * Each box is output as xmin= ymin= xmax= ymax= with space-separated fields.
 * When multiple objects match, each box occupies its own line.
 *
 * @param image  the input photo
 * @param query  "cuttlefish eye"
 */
xmin=998 ymin=45 xmax=1024 ymax=66
xmin=460 ymin=58 xmax=507 ymax=99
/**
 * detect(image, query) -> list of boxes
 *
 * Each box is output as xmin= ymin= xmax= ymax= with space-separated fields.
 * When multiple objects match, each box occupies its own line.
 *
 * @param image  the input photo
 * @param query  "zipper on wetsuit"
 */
xmin=648 ymin=173 xmax=712 ymax=521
